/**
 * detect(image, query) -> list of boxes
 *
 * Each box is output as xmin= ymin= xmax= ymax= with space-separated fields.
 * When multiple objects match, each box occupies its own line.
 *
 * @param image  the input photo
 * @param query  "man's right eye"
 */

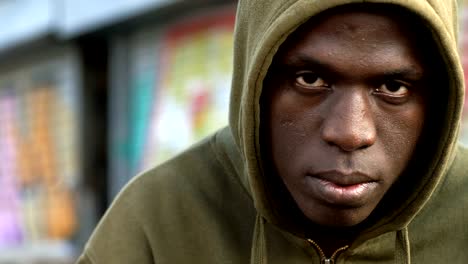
xmin=295 ymin=71 xmax=329 ymax=89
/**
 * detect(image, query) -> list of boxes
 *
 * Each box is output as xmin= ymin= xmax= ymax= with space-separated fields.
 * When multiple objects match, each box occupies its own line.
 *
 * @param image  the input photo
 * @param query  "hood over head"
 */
xmin=229 ymin=0 xmax=464 ymax=244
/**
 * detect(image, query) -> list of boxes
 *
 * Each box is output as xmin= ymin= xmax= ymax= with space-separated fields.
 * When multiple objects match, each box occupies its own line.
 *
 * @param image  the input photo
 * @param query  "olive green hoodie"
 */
xmin=77 ymin=0 xmax=468 ymax=263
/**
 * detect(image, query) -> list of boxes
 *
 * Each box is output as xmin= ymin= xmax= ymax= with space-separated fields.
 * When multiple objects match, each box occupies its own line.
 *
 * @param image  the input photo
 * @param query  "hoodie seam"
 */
xmin=264 ymin=0 xmax=299 ymax=31
xmin=82 ymin=251 xmax=97 ymax=264
xmin=426 ymin=1 xmax=456 ymax=41
xmin=211 ymin=129 xmax=254 ymax=202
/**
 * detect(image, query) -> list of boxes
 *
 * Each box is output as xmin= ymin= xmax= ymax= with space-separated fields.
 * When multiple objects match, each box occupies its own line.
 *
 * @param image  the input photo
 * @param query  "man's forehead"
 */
xmin=293 ymin=4 xmax=423 ymax=39
xmin=275 ymin=4 xmax=437 ymax=70
xmin=287 ymin=4 xmax=426 ymax=42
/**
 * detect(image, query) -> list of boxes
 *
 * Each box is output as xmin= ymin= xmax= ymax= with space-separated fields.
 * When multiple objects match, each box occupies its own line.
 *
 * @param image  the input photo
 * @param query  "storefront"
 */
xmin=0 ymin=0 xmax=236 ymax=262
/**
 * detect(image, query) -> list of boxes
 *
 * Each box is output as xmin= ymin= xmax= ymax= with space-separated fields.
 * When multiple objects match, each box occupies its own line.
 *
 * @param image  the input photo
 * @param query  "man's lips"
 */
xmin=305 ymin=170 xmax=379 ymax=206
xmin=311 ymin=170 xmax=377 ymax=186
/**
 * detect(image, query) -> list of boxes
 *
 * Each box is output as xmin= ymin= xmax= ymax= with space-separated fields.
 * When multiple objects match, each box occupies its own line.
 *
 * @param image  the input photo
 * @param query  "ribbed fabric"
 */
xmin=251 ymin=215 xmax=267 ymax=264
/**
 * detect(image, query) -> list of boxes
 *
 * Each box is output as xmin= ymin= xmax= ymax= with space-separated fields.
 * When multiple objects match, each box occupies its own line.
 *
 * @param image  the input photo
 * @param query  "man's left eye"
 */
xmin=295 ymin=71 xmax=329 ymax=88
xmin=375 ymin=81 xmax=409 ymax=97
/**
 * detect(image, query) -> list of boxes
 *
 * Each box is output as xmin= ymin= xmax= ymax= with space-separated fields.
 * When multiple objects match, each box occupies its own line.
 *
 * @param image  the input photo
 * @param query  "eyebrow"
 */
xmin=280 ymin=55 xmax=333 ymax=72
xmin=278 ymin=54 xmax=425 ymax=81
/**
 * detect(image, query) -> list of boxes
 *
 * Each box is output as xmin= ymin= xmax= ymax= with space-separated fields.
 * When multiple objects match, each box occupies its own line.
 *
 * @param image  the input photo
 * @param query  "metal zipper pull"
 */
xmin=308 ymin=239 xmax=348 ymax=264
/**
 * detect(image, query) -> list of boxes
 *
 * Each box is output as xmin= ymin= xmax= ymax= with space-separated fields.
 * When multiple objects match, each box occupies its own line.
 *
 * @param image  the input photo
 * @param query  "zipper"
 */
xmin=307 ymin=239 xmax=349 ymax=264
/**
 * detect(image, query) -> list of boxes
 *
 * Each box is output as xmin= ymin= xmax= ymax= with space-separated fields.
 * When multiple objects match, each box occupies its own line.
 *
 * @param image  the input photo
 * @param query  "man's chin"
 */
xmin=301 ymin=204 xmax=375 ymax=228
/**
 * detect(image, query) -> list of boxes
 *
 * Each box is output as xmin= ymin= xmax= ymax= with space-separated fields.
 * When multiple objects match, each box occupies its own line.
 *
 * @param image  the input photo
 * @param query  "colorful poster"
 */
xmin=0 ymin=91 xmax=23 ymax=246
xmin=128 ymin=70 xmax=156 ymax=175
xmin=142 ymin=9 xmax=236 ymax=168
xmin=0 ymin=54 xmax=80 ymax=256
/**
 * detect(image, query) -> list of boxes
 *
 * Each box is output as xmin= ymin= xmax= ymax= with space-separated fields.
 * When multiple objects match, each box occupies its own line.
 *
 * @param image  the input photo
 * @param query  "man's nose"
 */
xmin=320 ymin=88 xmax=377 ymax=152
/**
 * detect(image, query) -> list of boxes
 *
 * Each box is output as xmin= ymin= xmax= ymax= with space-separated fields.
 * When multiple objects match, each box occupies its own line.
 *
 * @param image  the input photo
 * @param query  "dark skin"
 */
xmin=262 ymin=8 xmax=434 ymax=255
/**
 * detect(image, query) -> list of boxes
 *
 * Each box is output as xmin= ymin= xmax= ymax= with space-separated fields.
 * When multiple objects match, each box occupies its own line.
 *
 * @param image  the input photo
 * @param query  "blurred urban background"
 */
xmin=0 ymin=0 xmax=468 ymax=263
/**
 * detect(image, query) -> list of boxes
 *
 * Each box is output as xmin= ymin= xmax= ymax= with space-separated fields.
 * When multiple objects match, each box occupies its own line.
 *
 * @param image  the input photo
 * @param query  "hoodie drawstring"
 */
xmin=395 ymin=227 xmax=411 ymax=264
xmin=251 ymin=214 xmax=267 ymax=264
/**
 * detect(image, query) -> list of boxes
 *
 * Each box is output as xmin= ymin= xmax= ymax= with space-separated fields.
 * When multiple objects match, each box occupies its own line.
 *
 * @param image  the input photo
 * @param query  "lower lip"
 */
xmin=308 ymin=177 xmax=378 ymax=206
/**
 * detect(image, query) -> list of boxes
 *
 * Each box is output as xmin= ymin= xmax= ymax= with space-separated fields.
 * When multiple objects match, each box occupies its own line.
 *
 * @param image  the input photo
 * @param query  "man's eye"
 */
xmin=295 ymin=71 xmax=328 ymax=88
xmin=375 ymin=81 xmax=409 ymax=97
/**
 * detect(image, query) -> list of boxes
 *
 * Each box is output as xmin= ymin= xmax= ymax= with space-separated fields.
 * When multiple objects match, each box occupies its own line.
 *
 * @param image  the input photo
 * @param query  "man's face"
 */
xmin=263 ymin=9 xmax=430 ymax=227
